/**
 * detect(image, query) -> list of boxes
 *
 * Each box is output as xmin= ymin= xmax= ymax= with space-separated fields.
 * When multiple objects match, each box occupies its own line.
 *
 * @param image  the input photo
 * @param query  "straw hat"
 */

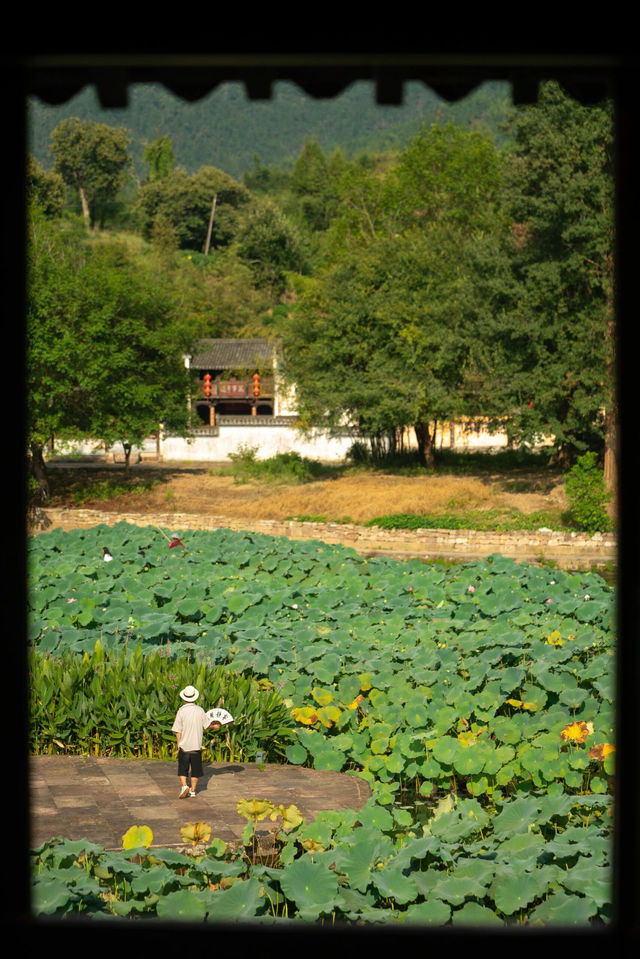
xmin=180 ymin=685 xmax=199 ymax=702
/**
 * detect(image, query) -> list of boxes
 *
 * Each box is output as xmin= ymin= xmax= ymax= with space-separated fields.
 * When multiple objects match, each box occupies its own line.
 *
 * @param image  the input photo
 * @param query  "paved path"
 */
xmin=30 ymin=755 xmax=371 ymax=852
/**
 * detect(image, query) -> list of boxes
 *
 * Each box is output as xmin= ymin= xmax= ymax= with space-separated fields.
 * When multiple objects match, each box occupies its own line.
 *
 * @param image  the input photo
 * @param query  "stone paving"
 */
xmin=30 ymin=755 xmax=372 ymax=852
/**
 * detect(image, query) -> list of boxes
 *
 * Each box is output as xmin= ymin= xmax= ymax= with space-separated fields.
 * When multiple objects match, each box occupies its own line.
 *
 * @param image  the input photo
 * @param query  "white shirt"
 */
xmin=171 ymin=702 xmax=210 ymax=752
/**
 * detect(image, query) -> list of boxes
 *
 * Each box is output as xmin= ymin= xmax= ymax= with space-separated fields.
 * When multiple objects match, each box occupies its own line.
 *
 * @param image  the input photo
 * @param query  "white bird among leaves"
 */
xmin=103 ymin=547 xmax=113 ymax=562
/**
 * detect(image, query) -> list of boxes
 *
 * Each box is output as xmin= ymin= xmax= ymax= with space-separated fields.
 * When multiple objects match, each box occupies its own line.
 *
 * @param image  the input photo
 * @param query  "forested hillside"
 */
xmin=28 ymin=79 xmax=512 ymax=181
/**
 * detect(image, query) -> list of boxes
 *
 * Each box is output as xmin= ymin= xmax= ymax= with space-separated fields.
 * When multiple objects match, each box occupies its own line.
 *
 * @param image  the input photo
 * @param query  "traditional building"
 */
xmin=184 ymin=337 xmax=285 ymax=424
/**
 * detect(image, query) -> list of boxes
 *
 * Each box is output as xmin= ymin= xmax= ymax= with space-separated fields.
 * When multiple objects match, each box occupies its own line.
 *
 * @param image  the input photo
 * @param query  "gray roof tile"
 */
xmin=189 ymin=338 xmax=277 ymax=370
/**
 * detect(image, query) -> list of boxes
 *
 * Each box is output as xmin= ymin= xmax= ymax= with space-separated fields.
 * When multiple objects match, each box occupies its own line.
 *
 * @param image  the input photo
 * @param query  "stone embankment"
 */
xmin=30 ymin=508 xmax=616 ymax=571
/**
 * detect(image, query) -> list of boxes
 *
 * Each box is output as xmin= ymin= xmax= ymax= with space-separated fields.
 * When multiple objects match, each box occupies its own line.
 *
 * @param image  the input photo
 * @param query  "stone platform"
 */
xmin=29 ymin=755 xmax=371 ymax=852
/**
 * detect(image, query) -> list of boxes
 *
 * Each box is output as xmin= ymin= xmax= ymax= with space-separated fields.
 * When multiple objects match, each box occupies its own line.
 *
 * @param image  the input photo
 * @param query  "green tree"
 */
xmin=280 ymin=124 xmax=504 ymax=465
xmin=143 ymin=135 xmax=176 ymax=181
xmin=236 ymin=197 xmax=305 ymax=294
xmin=290 ymin=138 xmax=337 ymax=233
xmin=50 ymin=118 xmax=132 ymax=229
xmin=27 ymin=210 xmax=202 ymax=498
xmin=135 ymin=166 xmax=249 ymax=251
xmin=26 ymin=154 xmax=65 ymax=218
xmin=474 ymin=82 xmax=615 ymax=482
xmin=282 ymin=228 xmax=473 ymax=465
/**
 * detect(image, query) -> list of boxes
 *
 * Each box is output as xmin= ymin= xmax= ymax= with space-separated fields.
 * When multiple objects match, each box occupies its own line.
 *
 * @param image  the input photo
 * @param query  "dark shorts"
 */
xmin=178 ymin=748 xmax=203 ymax=779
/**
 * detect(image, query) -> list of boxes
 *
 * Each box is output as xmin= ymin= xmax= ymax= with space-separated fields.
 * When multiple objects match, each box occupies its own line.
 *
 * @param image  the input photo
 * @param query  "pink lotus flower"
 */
xmin=546 ymin=598 xmax=552 ymax=604
xmin=468 ymin=586 xmax=475 ymax=593
xmin=67 ymin=598 xmax=76 ymax=604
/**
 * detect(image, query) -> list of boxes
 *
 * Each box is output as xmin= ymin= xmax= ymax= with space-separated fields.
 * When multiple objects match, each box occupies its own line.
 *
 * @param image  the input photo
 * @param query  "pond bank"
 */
xmin=30 ymin=507 xmax=616 ymax=573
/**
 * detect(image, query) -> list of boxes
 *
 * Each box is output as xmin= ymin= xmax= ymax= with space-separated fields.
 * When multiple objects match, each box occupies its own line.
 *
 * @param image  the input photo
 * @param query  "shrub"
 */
xmin=565 ymin=451 xmax=612 ymax=533
xmin=29 ymin=642 xmax=295 ymax=763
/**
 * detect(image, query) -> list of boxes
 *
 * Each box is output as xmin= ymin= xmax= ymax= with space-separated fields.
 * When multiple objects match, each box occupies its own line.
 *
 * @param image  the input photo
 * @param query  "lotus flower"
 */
xmin=560 ymin=720 xmax=593 ymax=743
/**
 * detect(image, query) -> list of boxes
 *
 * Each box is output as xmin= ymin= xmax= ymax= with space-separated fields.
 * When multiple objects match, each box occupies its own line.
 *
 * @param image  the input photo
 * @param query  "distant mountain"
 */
xmin=28 ymin=79 xmax=513 ymax=182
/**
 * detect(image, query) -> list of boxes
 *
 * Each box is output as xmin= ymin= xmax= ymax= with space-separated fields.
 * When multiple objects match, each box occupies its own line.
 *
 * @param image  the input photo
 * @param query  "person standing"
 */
xmin=171 ymin=685 xmax=221 ymax=798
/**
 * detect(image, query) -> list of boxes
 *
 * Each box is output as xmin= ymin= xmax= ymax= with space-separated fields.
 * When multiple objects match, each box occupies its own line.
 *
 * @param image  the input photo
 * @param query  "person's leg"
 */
xmin=178 ymin=749 xmax=190 ymax=797
xmin=189 ymin=751 xmax=204 ymax=796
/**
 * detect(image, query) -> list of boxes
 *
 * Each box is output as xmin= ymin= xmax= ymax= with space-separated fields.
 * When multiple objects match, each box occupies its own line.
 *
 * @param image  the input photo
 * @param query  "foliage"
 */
xmin=565 ymin=452 xmax=613 ymax=533
xmin=134 ymin=166 xmax=250 ymax=252
xmin=235 ymin=196 xmax=305 ymax=293
xmin=29 ymin=522 xmax=615 ymax=924
xmin=26 ymin=211 xmax=205 ymax=494
xmin=143 ymin=135 xmax=176 ymax=182
xmin=29 ymin=642 xmax=294 ymax=763
xmin=50 ymin=117 xmax=132 ymax=228
xmin=277 ymin=124 xmax=505 ymax=465
xmin=226 ymin=446 xmax=330 ymax=484
xmin=26 ymin=154 xmax=65 ymax=218
xmin=29 ymin=80 xmax=513 ymax=183
xmin=364 ymin=509 xmax=569 ymax=533
xmin=471 ymin=81 xmax=615 ymax=464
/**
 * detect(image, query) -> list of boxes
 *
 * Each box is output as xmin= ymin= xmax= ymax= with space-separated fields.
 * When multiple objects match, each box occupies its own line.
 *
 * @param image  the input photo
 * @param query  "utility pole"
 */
xmin=203 ymin=194 xmax=217 ymax=255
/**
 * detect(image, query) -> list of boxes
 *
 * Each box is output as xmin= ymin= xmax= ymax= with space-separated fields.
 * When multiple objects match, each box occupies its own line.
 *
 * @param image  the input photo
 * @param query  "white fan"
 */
xmin=206 ymin=707 xmax=234 ymax=726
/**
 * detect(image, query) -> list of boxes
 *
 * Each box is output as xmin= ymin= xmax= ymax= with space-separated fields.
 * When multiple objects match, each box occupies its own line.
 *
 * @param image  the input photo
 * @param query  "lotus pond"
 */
xmin=28 ymin=522 xmax=615 ymax=925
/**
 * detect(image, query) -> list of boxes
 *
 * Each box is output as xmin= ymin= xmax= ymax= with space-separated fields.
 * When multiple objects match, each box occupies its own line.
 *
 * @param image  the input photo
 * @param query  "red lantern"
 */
xmin=252 ymin=373 xmax=260 ymax=397
xmin=203 ymin=373 xmax=212 ymax=397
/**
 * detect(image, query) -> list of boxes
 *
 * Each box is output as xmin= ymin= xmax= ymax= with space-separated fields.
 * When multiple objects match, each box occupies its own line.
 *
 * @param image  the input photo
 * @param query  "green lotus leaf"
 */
xmin=558 ymin=863 xmax=612 ymax=908
xmin=226 ymin=593 xmax=253 ymax=615
xmin=331 ymin=838 xmax=387 ymax=892
xmin=432 ymin=872 xmax=488 ymax=906
xmin=559 ymin=687 xmax=589 ymax=709
xmin=285 ymin=743 xmax=308 ymax=765
xmin=312 ymin=746 xmax=345 ymax=771
xmin=278 ymin=855 xmax=340 ymax=914
xmin=403 ymin=898 xmax=452 ymax=924
xmin=404 ymin=701 xmax=431 ymax=728
xmin=356 ymin=803 xmax=395 ymax=832
xmin=432 ymin=736 xmax=460 ymax=765
xmin=527 ymin=889 xmax=599 ymax=925
xmin=490 ymin=870 xmax=546 ymax=915
xmin=491 ymin=796 xmax=541 ymax=836
xmin=155 ymin=888 xmax=209 ymax=920
xmin=31 ymin=877 xmax=78 ymax=915
xmin=452 ymin=743 xmax=488 ymax=776
xmin=371 ymin=861 xmax=419 ymax=904
xmin=452 ymin=901 xmax=504 ymax=925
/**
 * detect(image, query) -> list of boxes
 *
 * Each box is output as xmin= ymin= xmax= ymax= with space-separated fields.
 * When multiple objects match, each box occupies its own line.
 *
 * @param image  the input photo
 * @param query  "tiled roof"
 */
xmin=189 ymin=338 xmax=277 ymax=370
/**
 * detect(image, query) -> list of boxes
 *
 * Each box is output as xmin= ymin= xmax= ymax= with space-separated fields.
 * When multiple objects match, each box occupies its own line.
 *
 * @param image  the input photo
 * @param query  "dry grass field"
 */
xmin=44 ymin=460 xmax=568 ymax=527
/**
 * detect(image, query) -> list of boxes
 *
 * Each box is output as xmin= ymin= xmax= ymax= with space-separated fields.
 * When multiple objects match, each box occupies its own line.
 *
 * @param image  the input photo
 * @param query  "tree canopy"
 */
xmin=50 ymin=118 xmax=132 ymax=228
xmin=470 ymin=81 xmax=615 ymax=469
xmin=26 ymin=209 xmax=205 ymax=496
xmin=280 ymin=123 xmax=506 ymax=464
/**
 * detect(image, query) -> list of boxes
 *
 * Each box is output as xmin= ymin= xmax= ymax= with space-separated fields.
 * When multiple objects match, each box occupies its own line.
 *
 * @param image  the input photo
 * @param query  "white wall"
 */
xmin=160 ymin=425 xmax=354 ymax=462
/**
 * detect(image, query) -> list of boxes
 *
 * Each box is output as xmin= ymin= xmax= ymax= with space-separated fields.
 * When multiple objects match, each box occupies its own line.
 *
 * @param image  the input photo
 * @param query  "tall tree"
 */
xmin=143 ymin=135 xmax=176 ymax=182
xmin=50 ymin=118 xmax=132 ymax=229
xmin=280 ymin=124 xmax=504 ymax=464
xmin=474 ymin=82 xmax=615 ymax=485
xmin=134 ymin=166 xmax=249 ymax=251
xmin=26 ymin=210 xmax=202 ymax=498
xmin=26 ymin=154 xmax=65 ymax=218
xmin=236 ymin=197 xmax=305 ymax=294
